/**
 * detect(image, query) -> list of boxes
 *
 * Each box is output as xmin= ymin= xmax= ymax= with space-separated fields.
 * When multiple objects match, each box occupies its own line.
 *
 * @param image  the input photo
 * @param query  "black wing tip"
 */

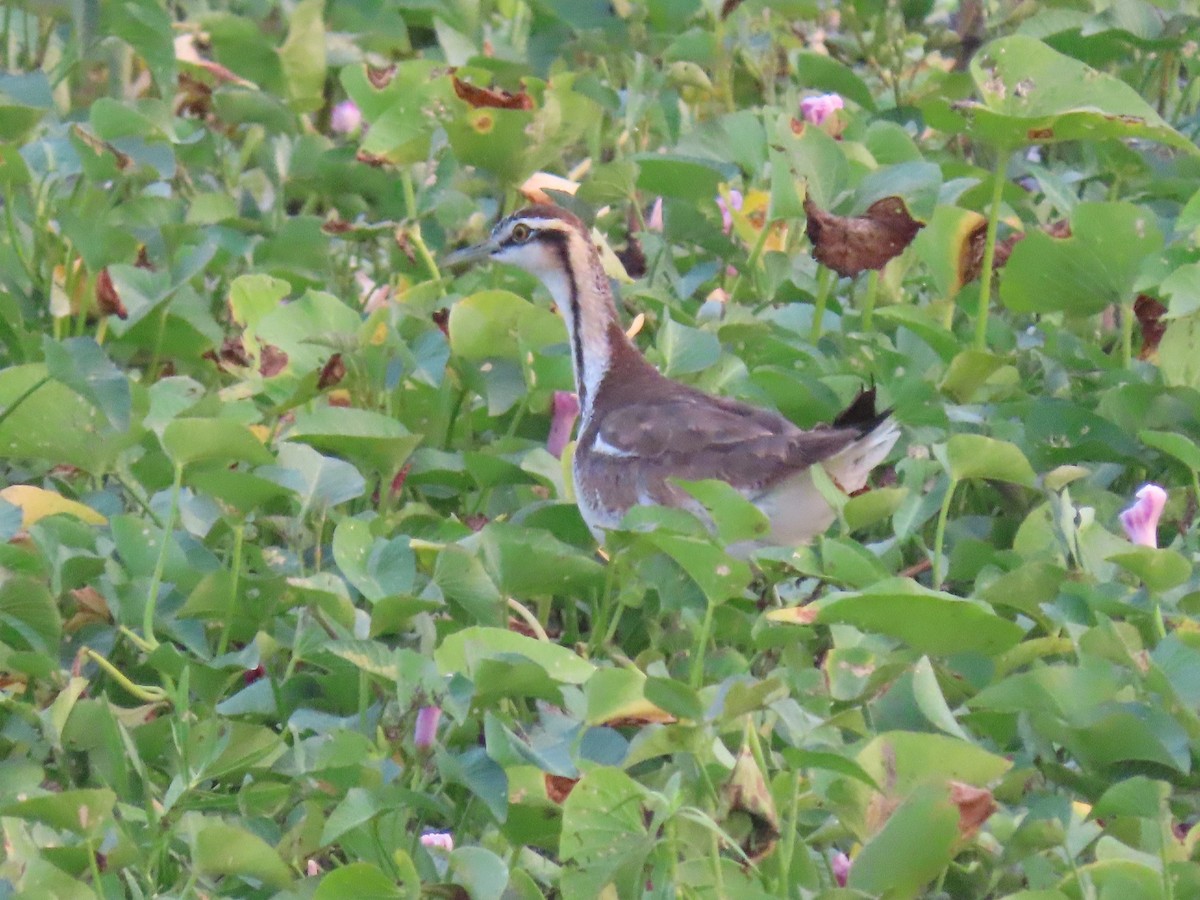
xmin=832 ymin=387 xmax=893 ymax=433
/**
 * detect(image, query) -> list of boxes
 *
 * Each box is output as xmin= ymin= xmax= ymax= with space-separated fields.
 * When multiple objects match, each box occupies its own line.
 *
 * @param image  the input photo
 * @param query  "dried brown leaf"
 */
xmin=259 ymin=344 xmax=288 ymax=377
xmin=317 ymin=353 xmax=345 ymax=390
xmin=804 ymin=195 xmax=924 ymax=277
xmin=95 ymin=268 xmax=128 ymax=319
xmin=451 ymin=72 xmax=534 ymax=110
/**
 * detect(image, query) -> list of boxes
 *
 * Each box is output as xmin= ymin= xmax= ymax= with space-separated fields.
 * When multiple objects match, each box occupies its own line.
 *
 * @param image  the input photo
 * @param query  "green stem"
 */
xmin=401 ymin=171 xmax=443 ymax=287
xmin=83 ymin=648 xmax=169 ymax=703
xmin=861 ymin=269 xmax=880 ymax=332
xmin=775 ymin=773 xmax=803 ymax=895
xmin=974 ymin=149 xmax=1011 ymax=351
xmin=994 ymin=636 xmax=1075 ymax=677
xmin=931 ymin=478 xmax=957 ymax=590
xmin=143 ymin=461 xmax=184 ymax=649
xmin=810 ymin=265 xmax=833 ymax=343
xmin=0 ymin=375 xmax=50 ymax=430
xmin=1121 ymin=299 xmax=1135 ymax=369
xmin=690 ymin=597 xmax=718 ymax=689
xmin=216 ymin=524 xmax=245 ymax=657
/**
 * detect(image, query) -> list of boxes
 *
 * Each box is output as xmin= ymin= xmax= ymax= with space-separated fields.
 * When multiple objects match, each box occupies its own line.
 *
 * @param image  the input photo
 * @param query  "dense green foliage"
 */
xmin=2 ymin=1 xmax=1200 ymax=897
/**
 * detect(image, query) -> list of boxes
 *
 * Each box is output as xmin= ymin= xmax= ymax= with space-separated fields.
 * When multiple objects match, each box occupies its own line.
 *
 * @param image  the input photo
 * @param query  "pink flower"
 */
xmin=306 ymin=860 xmax=322 ymax=877
xmin=1119 ymin=483 xmax=1168 ymax=548
xmin=547 ymin=391 xmax=580 ymax=459
xmin=716 ymin=190 xmax=744 ymax=235
xmin=831 ymin=851 xmax=851 ymax=887
xmin=420 ymin=832 xmax=454 ymax=852
xmin=414 ymin=705 xmax=441 ymax=750
xmin=800 ymin=93 xmax=844 ymax=126
xmin=331 ymin=100 xmax=363 ymax=135
xmin=646 ymin=197 xmax=664 ymax=232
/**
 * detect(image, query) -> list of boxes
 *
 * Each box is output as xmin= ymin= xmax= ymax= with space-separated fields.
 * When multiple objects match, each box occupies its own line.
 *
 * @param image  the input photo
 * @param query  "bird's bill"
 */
xmin=442 ymin=237 xmax=499 ymax=268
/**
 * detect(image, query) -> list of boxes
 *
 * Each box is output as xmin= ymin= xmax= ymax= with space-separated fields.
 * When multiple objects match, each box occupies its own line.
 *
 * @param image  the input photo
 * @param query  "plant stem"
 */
xmin=810 ymin=265 xmax=833 ymax=343
xmin=143 ymin=461 xmax=184 ymax=649
xmin=83 ymin=648 xmax=168 ymax=703
xmin=861 ymin=269 xmax=880 ymax=332
xmin=690 ymin=597 xmax=718 ymax=689
xmin=401 ymin=170 xmax=443 ymax=287
xmin=1121 ymin=299 xmax=1135 ymax=368
xmin=974 ymin=148 xmax=1010 ymax=350
xmin=216 ymin=523 xmax=245 ymax=657
xmin=931 ymin=478 xmax=957 ymax=590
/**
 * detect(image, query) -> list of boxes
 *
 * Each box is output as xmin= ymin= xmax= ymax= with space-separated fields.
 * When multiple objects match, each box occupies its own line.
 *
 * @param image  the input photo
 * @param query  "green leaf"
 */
xmin=43 ymin=336 xmax=132 ymax=431
xmin=332 ymin=519 xmax=416 ymax=602
xmin=0 ymin=72 xmax=53 ymax=141
xmin=1 ymin=788 xmax=114 ymax=834
xmin=911 ymin=656 xmax=970 ymax=741
xmin=646 ymin=532 xmax=753 ymax=603
xmin=262 ymin=442 xmax=366 ymax=514
xmin=817 ymin=582 xmax=1025 ymax=656
xmin=101 ymin=0 xmax=176 ymax=95
xmin=1160 ymin=316 xmax=1200 ymax=389
xmin=278 ymin=0 xmax=326 ymax=113
xmin=161 ymin=417 xmax=274 ymax=467
xmin=927 ymin=35 xmax=1199 ymax=154
xmin=435 ymin=626 xmax=596 ymax=684
xmin=1140 ymin=429 xmax=1200 ymax=472
xmin=792 ymin=52 xmax=876 ymax=110
xmin=286 ymin=406 xmax=420 ymax=476
xmin=192 ymin=819 xmax=293 ymax=888
xmin=658 ymin=317 xmax=720 ymax=377
xmin=0 ymin=364 xmax=141 ymax=472
xmin=1107 ymin=547 xmax=1192 ymax=593
xmin=945 ymin=434 xmax=1037 ymax=486
xmin=448 ymin=847 xmax=510 ymax=900
xmin=560 ymin=768 xmax=652 ymax=898
xmin=0 ymin=576 xmax=61 ymax=654
xmin=999 ymin=202 xmax=1163 ymax=316
xmin=314 ymin=862 xmax=404 ymax=900
xmin=674 ymin=478 xmax=771 ymax=545
xmin=634 ymin=154 xmax=732 ymax=201
xmin=847 ymin=783 xmax=961 ymax=898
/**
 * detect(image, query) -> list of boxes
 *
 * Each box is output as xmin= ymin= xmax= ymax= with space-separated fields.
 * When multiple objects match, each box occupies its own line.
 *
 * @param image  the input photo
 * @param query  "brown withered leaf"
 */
xmin=318 ymin=353 xmax=345 ymax=390
xmin=366 ymin=64 xmax=397 ymax=89
xmin=135 ymin=246 xmax=154 ymax=269
xmin=959 ymin=219 xmax=989 ymax=286
xmin=949 ymin=781 xmax=996 ymax=838
xmin=65 ymin=586 xmax=112 ymax=633
xmin=321 ymin=218 xmax=354 ymax=235
xmin=720 ymin=0 xmax=747 ymax=18
xmin=804 ymin=195 xmax=924 ymax=277
xmin=545 ymin=774 xmax=578 ymax=804
xmin=432 ymin=308 xmax=450 ymax=336
xmin=95 ymin=268 xmax=128 ymax=319
xmin=210 ymin=335 xmax=251 ymax=369
xmin=1135 ymin=294 xmax=1167 ymax=359
xmin=259 ymin=344 xmax=288 ymax=377
xmin=451 ymin=72 xmax=533 ymax=110
xmin=721 ymin=744 xmax=781 ymax=863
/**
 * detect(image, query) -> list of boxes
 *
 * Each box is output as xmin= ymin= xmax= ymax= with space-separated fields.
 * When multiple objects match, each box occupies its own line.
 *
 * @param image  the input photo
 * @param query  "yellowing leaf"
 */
xmin=0 ymin=485 xmax=106 ymax=527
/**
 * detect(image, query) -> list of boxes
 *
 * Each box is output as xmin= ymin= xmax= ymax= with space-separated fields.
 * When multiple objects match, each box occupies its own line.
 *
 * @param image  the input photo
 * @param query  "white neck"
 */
xmin=536 ymin=234 xmax=615 ymax=422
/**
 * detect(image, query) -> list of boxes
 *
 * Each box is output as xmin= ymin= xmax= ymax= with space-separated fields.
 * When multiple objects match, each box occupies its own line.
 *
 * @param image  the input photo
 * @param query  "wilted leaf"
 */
xmin=451 ymin=72 xmax=534 ymax=110
xmin=804 ymin=195 xmax=924 ymax=277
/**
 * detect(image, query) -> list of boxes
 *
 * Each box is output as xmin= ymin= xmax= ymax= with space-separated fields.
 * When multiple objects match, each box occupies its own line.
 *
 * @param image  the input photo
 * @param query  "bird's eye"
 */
xmin=510 ymin=223 xmax=532 ymax=243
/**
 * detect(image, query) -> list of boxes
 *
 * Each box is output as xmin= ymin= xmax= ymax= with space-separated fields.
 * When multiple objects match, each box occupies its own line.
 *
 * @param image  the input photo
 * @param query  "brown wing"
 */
xmin=594 ymin=393 xmax=863 ymax=491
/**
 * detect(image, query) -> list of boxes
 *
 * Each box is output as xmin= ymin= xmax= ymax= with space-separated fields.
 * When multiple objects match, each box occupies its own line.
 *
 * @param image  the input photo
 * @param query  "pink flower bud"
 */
xmin=331 ymin=100 xmax=363 ymax=135
xmin=414 ymin=705 xmax=441 ymax=750
xmin=646 ymin=197 xmax=664 ymax=232
xmin=831 ymin=851 xmax=851 ymax=887
xmin=547 ymin=391 xmax=580 ymax=459
xmin=420 ymin=831 xmax=454 ymax=852
xmin=1119 ymin=483 xmax=1168 ymax=548
xmin=306 ymin=859 xmax=322 ymax=877
xmin=800 ymin=93 xmax=845 ymax=126
xmin=716 ymin=190 xmax=744 ymax=235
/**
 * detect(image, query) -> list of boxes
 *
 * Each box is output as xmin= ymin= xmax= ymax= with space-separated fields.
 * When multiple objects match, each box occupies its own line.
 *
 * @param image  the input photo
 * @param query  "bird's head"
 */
xmin=443 ymin=204 xmax=589 ymax=283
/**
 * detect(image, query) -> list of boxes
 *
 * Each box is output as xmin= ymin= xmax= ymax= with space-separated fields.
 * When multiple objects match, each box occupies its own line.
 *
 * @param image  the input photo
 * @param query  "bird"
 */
xmin=444 ymin=203 xmax=901 ymax=548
